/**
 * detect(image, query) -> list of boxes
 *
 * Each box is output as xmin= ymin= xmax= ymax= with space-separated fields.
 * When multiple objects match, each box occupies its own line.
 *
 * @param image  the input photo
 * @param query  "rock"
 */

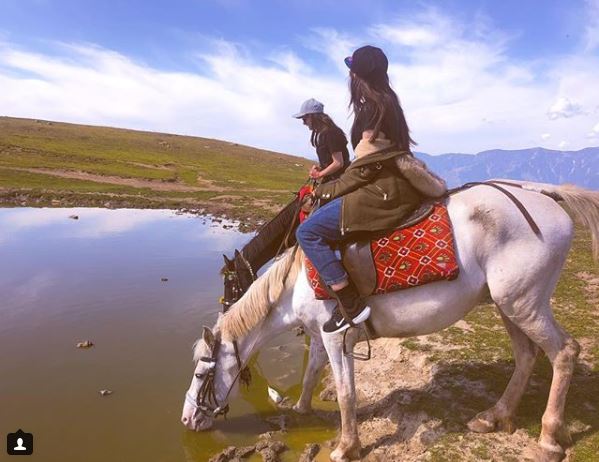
xmin=257 ymin=439 xmax=287 ymax=462
xmin=299 ymin=443 xmax=320 ymax=462
xmin=207 ymin=446 xmax=236 ymax=462
xmin=99 ymin=389 xmax=113 ymax=396
xmin=234 ymin=446 xmax=255 ymax=458
xmin=161 ymin=277 xmax=168 ymax=282
xmin=267 ymin=386 xmax=283 ymax=404
xmin=76 ymin=340 xmax=94 ymax=349
xmin=68 ymin=215 xmax=79 ymax=220
xmin=258 ymin=448 xmax=278 ymax=462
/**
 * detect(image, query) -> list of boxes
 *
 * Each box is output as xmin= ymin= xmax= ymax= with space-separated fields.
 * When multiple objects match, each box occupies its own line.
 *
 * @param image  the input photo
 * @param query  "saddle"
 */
xmin=305 ymin=201 xmax=460 ymax=299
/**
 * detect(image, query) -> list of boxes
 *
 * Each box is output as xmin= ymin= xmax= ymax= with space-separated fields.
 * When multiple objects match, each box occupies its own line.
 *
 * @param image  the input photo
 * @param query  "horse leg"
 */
xmin=468 ymin=310 xmax=539 ymax=434
xmin=322 ymin=331 xmax=361 ymax=462
xmin=498 ymin=302 xmax=579 ymax=460
xmin=532 ymin=324 xmax=579 ymax=461
xmin=294 ymin=333 xmax=328 ymax=414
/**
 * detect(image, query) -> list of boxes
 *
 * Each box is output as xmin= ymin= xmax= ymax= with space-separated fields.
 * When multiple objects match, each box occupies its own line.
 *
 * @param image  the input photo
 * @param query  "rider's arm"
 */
xmin=313 ymin=162 xmax=381 ymax=201
xmin=313 ymin=152 xmax=343 ymax=179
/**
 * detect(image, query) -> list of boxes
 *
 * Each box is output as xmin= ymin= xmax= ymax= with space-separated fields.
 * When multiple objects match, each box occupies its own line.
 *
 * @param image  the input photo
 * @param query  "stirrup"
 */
xmin=342 ymin=324 xmax=372 ymax=361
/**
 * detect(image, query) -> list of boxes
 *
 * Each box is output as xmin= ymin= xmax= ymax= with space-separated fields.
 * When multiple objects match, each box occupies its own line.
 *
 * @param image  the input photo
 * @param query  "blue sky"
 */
xmin=1 ymin=0 xmax=599 ymax=157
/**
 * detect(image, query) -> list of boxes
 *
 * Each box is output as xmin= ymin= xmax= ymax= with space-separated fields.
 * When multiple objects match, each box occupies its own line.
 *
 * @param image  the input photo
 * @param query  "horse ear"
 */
xmin=234 ymin=249 xmax=241 ymax=258
xmin=223 ymin=254 xmax=232 ymax=266
xmin=202 ymin=326 xmax=216 ymax=349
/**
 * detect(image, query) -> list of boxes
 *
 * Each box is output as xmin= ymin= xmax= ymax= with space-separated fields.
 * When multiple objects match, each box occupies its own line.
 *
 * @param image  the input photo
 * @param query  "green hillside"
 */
xmin=0 ymin=116 xmax=313 ymax=227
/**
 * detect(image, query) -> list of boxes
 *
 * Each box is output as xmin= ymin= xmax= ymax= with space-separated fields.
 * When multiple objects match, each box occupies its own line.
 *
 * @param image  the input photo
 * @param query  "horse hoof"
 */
xmin=292 ymin=403 xmax=311 ymax=415
xmin=330 ymin=443 xmax=361 ymax=462
xmin=467 ymin=415 xmax=496 ymax=433
xmin=539 ymin=446 xmax=565 ymax=462
xmin=329 ymin=448 xmax=349 ymax=462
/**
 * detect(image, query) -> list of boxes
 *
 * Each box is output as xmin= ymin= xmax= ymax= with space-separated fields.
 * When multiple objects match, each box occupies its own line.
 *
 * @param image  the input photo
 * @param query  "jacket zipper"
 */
xmin=373 ymin=184 xmax=388 ymax=200
xmin=341 ymin=200 xmax=346 ymax=235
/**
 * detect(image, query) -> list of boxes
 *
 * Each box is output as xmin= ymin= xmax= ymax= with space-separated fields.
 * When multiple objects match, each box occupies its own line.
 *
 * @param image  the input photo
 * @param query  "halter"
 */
xmin=185 ymin=337 xmax=231 ymax=418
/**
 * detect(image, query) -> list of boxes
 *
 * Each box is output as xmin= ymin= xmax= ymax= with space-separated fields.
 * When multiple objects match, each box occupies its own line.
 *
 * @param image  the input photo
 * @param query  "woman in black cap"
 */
xmin=293 ymin=98 xmax=350 ymax=183
xmin=296 ymin=45 xmax=446 ymax=335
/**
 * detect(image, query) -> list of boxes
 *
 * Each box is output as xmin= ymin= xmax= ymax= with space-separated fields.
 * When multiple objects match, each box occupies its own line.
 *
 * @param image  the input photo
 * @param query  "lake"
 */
xmin=0 ymin=208 xmax=335 ymax=461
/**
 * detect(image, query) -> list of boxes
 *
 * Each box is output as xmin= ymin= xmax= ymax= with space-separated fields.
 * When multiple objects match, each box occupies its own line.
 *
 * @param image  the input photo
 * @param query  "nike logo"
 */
xmin=335 ymin=318 xmax=345 ymax=327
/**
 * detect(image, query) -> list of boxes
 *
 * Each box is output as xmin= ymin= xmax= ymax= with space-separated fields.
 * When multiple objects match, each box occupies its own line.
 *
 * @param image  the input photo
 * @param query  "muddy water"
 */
xmin=0 ymin=208 xmax=335 ymax=462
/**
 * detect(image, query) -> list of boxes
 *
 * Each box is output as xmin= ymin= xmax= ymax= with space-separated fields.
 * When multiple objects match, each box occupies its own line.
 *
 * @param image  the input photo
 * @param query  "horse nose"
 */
xmin=181 ymin=416 xmax=189 ymax=426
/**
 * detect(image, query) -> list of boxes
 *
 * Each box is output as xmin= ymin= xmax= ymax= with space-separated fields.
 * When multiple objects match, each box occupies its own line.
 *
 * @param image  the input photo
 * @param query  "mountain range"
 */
xmin=415 ymin=147 xmax=598 ymax=189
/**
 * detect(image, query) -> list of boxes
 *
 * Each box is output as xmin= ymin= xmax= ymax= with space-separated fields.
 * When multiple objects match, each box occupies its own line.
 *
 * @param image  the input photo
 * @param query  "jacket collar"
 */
xmin=354 ymin=137 xmax=393 ymax=158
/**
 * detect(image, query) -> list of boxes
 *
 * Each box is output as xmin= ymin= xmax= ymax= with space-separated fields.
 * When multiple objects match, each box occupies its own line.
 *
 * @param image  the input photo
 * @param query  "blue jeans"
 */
xmin=296 ymin=198 xmax=348 ymax=286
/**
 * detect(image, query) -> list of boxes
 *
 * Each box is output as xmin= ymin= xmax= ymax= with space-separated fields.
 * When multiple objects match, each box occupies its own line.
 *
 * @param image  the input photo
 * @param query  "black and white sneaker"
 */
xmin=322 ymin=305 xmax=371 ymax=335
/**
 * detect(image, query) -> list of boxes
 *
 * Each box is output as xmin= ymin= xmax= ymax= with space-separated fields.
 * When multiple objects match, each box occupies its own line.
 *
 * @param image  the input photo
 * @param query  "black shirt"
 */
xmin=351 ymin=102 xmax=394 ymax=149
xmin=315 ymin=126 xmax=350 ymax=182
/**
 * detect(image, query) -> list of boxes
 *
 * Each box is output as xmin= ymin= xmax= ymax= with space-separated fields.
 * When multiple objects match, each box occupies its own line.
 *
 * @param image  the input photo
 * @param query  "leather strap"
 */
xmin=447 ymin=181 xmax=542 ymax=237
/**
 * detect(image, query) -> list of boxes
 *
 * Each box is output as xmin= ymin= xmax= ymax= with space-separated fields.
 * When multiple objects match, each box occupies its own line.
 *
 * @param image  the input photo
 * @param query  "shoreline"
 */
xmin=0 ymin=188 xmax=283 ymax=232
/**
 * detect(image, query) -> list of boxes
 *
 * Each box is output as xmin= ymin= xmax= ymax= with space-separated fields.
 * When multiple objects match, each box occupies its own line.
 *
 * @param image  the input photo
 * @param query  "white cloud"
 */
xmin=1 ymin=5 xmax=599 ymax=155
xmin=541 ymin=133 xmax=551 ymax=140
xmin=547 ymin=97 xmax=584 ymax=120
xmin=587 ymin=121 xmax=599 ymax=138
xmin=0 ymin=207 xmax=177 ymax=242
xmin=558 ymin=140 xmax=569 ymax=149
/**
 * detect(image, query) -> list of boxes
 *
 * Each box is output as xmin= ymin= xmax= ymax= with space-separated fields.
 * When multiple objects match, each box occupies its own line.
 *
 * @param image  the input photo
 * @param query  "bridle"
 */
xmin=185 ymin=257 xmax=256 ymax=420
xmin=184 ymin=336 xmax=231 ymax=418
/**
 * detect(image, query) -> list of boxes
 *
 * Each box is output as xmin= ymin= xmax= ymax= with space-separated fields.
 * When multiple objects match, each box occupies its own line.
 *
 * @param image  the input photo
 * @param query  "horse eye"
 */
xmin=195 ymin=373 xmax=205 ymax=379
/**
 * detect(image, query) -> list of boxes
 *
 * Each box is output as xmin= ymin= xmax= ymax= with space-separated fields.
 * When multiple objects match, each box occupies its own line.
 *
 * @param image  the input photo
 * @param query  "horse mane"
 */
xmin=219 ymin=246 xmax=303 ymax=341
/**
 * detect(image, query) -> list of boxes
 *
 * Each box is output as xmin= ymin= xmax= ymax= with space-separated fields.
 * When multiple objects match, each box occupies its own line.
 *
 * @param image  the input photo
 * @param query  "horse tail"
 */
xmin=514 ymin=181 xmax=599 ymax=262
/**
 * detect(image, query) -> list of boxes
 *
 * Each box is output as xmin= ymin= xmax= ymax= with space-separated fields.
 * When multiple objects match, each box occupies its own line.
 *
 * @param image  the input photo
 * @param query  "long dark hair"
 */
xmin=349 ymin=72 xmax=416 ymax=150
xmin=309 ymin=113 xmax=346 ymax=148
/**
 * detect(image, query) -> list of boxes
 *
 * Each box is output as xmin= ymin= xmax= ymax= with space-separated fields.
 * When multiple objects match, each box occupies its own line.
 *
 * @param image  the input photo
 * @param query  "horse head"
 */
xmin=181 ymin=325 xmax=241 ymax=431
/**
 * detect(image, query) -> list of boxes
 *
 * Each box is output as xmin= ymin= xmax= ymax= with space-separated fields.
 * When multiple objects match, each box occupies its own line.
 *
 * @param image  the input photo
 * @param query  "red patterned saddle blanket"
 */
xmin=306 ymin=203 xmax=459 ymax=300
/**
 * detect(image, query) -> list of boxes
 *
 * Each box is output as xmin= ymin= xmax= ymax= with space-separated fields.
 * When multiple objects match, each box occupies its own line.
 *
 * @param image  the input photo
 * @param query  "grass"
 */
xmin=0 ymin=116 xmax=313 ymax=225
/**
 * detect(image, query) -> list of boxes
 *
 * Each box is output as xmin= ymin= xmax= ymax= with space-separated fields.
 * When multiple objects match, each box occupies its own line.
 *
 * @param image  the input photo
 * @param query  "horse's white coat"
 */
xmin=182 ymin=182 xmax=598 ymax=462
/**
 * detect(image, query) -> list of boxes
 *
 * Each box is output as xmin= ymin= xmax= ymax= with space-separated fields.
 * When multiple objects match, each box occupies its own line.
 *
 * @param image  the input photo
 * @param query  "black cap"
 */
xmin=344 ymin=45 xmax=388 ymax=80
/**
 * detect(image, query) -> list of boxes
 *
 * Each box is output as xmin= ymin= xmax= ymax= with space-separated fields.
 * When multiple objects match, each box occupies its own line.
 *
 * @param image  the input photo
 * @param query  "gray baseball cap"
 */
xmin=292 ymin=98 xmax=324 ymax=118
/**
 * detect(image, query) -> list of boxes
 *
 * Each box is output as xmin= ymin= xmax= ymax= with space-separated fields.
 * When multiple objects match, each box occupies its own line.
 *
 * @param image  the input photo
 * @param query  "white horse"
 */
xmin=182 ymin=181 xmax=599 ymax=462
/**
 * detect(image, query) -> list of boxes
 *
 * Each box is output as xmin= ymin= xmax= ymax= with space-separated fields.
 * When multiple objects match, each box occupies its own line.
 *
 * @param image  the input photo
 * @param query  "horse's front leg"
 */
xmin=322 ymin=330 xmax=361 ymax=462
xmin=294 ymin=332 xmax=328 ymax=414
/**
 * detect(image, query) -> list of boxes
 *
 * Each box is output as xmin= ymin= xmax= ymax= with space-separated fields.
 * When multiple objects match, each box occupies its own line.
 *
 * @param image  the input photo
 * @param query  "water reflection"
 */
xmin=0 ymin=208 xmax=334 ymax=462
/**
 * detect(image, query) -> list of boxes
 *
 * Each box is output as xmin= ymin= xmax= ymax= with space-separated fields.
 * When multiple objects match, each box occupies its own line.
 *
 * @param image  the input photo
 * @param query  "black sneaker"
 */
xmin=322 ymin=305 xmax=371 ymax=335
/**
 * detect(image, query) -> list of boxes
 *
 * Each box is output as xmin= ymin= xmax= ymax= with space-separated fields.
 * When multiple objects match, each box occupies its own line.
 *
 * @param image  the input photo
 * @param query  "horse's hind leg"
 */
xmin=294 ymin=333 xmax=328 ymax=414
xmin=496 ymin=300 xmax=579 ymax=460
xmin=468 ymin=311 xmax=539 ymax=433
